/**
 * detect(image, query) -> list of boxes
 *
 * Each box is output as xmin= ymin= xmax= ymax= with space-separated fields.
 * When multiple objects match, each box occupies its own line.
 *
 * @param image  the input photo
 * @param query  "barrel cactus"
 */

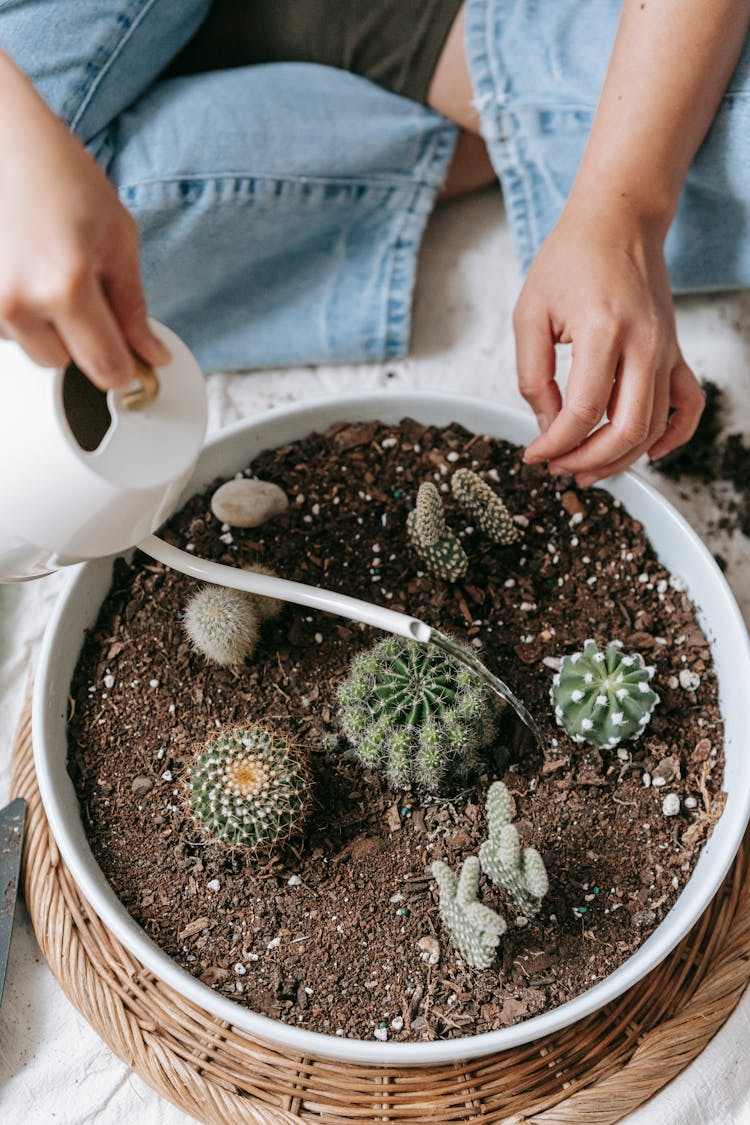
xmin=407 ymin=481 xmax=468 ymax=582
xmin=337 ymin=635 xmax=504 ymax=792
xmin=550 ymin=639 xmax=660 ymax=748
xmin=432 ymin=856 xmax=507 ymax=970
xmin=479 ymin=781 xmax=548 ymax=916
xmin=188 ymin=726 xmax=311 ymax=850
xmin=451 ymin=468 xmax=519 ymax=545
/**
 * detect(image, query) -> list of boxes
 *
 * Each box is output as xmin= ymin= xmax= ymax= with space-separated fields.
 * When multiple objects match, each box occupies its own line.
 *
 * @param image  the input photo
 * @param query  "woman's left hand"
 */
xmin=515 ymin=200 xmax=705 ymax=487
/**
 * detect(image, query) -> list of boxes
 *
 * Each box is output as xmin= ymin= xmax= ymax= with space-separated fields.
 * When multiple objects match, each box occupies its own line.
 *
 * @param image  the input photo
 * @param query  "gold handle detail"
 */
xmin=120 ymin=355 xmax=160 ymax=411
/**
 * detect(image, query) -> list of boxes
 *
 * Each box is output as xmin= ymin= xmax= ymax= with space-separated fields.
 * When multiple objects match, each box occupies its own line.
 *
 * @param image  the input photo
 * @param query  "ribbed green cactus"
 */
xmin=432 ymin=856 xmax=507 ymax=969
xmin=188 ymin=726 xmax=311 ymax=850
xmin=183 ymin=585 xmax=260 ymax=667
xmin=451 ymin=468 xmax=519 ymax=545
xmin=551 ymin=639 xmax=660 ymax=748
xmin=337 ymin=635 xmax=503 ymax=792
xmin=407 ymin=482 xmax=468 ymax=582
xmin=479 ymin=781 xmax=549 ymax=916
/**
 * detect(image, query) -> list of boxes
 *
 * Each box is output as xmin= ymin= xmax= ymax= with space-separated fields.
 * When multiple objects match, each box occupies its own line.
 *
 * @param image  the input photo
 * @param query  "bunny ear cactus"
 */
xmin=337 ymin=635 xmax=504 ymax=792
xmin=432 ymin=856 xmax=507 ymax=970
xmin=551 ymin=639 xmax=659 ymax=748
xmin=451 ymin=468 xmax=519 ymax=546
xmin=407 ymin=481 xmax=468 ymax=582
xmin=188 ymin=726 xmax=311 ymax=850
xmin=479 ymin=782 xmax=549 ymax=916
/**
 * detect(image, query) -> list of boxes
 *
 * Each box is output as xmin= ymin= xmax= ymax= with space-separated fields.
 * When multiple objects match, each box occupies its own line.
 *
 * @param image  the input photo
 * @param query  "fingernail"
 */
xmin=523 ymin=440 xmax=544 ymax=463
xmin=577 ymin=475 xmax=596 ymax=489
xmin=536 ymin=413 xmax=550 ymax=433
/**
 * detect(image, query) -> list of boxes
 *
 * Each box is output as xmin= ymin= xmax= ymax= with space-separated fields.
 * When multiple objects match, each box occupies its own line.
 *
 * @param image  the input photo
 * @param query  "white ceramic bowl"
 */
xmin=33 ymin=391 xmax=750 ymax=1065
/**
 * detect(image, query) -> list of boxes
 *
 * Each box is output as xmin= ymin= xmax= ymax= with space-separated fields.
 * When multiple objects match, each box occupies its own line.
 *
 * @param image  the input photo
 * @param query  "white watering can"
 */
xmin=0 ymin=323 xmax=542 ymax=741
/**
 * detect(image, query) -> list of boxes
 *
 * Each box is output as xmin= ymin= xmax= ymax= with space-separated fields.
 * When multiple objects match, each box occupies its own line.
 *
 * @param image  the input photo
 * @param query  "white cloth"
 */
xmin=1 ymin=192 xmax=749 ymax=1124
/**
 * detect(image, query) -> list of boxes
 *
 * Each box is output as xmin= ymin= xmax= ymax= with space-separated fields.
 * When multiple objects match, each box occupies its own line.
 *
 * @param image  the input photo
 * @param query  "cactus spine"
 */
xmin=432 ymin=856 xmax=507 ymax=970
xmin=337 ymin=635 xmax=503 ymax=792
xmin=451 ymin=468 xmax=519 ymax=545
xmin=188 ymin=726 xmax=311 ymax=850
xmin=479 ymin=782 xmax=548 ymax=916
xmin=407 ymin=482 xmax=468 ymax=582
xmin=551 ymin=639 xmax=659 ymax=748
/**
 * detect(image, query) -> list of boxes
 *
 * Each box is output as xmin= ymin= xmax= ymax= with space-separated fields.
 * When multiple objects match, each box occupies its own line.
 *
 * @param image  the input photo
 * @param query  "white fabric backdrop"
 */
xmin=1 ymin=190 xmax=749 ymax=1124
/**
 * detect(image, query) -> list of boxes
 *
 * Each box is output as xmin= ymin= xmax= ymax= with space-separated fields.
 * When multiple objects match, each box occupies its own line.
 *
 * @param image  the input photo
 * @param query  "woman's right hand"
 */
xmin=0 ymin=50 xmax=170 ymax=388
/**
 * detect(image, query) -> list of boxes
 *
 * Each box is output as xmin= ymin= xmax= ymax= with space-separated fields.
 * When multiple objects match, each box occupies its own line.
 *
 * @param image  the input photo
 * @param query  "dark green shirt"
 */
xmin=172 ymin=1 xmax=464 ymax=105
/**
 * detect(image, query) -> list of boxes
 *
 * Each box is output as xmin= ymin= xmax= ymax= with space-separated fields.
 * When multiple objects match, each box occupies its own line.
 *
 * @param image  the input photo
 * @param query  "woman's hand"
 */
xmin=0 ymin=51 xmax=169 ymax=388
xmin=515 ymin=201 xmax=705 ymax=487
xmin=510 ymin=0 xmax=750 ymax=489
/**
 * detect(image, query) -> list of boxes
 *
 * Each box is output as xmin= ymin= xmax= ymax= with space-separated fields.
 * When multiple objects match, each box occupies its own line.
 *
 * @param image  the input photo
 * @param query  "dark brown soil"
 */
xmin=67 ymin=419 xmax=725 ymax=1043
xmin=655 ymin=380 xmax=750 ymax=539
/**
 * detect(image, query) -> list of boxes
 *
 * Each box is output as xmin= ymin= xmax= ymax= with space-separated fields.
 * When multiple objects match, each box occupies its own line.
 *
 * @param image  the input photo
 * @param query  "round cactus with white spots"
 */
xmin=550 ymin=639 xmax=659 ymax=748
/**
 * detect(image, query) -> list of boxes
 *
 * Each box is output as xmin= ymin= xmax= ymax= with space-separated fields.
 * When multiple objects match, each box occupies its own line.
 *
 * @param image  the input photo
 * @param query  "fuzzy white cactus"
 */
xmin=183 ymin=585 xmax=261 ymax=667
xmin=182 ymin=565 xmax=282 ymax=668
xmin=243 ymin=563 xmax=284 ymax=622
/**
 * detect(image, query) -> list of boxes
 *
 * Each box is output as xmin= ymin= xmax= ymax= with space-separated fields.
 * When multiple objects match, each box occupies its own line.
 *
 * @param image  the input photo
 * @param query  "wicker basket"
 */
xmin=10 ymin=696 xmax=750 ymax=1124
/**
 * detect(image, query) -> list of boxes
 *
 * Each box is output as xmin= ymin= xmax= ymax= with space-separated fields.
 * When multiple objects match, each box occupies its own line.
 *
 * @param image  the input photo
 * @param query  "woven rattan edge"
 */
xmin=9 ymin=690 xmax=750 ymax=1124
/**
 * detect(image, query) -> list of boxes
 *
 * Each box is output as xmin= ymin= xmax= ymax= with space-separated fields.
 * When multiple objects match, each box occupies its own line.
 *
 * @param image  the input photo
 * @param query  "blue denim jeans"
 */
xmin=466 ymin=0 xmax=750 ymax=293
xmin=4 ymin=0 xmax=750 ymax=371
xmin=0 ymin=0 xmax=457 ymax=370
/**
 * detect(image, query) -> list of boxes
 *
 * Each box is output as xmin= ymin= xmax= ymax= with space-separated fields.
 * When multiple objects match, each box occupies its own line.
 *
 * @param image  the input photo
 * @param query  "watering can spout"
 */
xmin=0 ymin=321 xmax=207 ymax=583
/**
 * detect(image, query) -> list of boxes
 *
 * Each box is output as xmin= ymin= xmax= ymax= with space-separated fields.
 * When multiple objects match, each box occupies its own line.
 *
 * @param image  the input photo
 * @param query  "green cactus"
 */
xmin=407 ymin=481 xmax=468 ymax=582
xmin=337 ymin=635 xmax=504 ymax=792
xmin=479 ymin=782 xmax=549 ymax=916
xmin=451 ymin=468 xmax=519 ymax=545
xmin=188 ymin=726 xmax=311 ymax=850
xmin=432 ymin=856 xmax=507 ymax=969
xmin=551 ymin=639 xmax=660 ymax=749
xmin=183 ymin=584 xmax=260 ymax=667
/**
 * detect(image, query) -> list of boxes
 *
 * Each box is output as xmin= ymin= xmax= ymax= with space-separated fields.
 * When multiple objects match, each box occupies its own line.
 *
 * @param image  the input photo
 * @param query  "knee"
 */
xmin=0 ymin=1 xmax=212 ymax=141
